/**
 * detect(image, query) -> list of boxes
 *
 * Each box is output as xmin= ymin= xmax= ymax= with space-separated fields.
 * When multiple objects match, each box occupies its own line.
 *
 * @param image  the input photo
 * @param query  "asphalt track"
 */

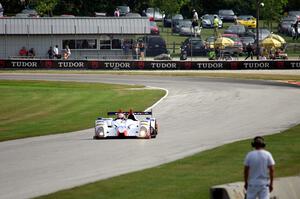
xmin=1 ymin=73 xmax=300 ymax=199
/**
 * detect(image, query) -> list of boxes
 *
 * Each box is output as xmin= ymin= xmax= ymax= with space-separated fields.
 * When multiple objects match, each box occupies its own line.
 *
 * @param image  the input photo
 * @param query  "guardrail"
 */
xmin=210 ymin=175 xmax=300 ymax=199
xmin=1 ymin=59 xmax=300 ymax=70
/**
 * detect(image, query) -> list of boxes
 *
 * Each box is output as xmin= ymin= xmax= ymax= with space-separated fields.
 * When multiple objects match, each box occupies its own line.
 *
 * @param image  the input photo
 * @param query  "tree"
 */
xmin=35 ymin=0 xmax=58 ymax=16
xmin=149 ymin=0 xmax=188 ymax=16
xmin=260 ymin=0 xmax=288 ymax=31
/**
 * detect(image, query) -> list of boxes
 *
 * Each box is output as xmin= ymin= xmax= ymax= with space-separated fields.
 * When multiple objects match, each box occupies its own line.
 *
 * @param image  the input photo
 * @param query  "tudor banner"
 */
xmin=0 ymin=59 xmax=300 ymax=70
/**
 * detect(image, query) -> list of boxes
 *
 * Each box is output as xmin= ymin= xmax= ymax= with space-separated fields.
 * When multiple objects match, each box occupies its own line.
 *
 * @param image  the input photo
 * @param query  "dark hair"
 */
xmin=251 ymin=136 xmax=266 ymax=148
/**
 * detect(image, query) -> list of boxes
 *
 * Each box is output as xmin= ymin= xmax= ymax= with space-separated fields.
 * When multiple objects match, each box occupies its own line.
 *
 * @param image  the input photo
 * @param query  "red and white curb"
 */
xmin=280 ymin=81 xmax=300 ymax=86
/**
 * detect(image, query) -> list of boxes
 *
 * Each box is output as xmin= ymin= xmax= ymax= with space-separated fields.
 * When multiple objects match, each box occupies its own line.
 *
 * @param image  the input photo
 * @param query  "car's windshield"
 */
xmin=219 ymin=10 xmax=234 ymax=15
xmin=178 ymin=20 xmax=192 ymax=26
xmin=228 ymin=25 xmax=245 ymax=32
xmin=238 ymin=15 xmax=253 ymax=20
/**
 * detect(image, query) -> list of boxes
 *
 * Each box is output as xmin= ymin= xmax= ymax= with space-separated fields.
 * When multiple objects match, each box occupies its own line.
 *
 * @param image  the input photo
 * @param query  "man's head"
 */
xmin=117 ymin=112 xmax=125 ymax=119
xmin=251 ymin=136 xmax=266 ymax=148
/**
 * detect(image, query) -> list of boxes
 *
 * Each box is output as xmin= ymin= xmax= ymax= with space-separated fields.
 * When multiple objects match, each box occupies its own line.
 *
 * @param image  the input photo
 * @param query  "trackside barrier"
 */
xmin=210 ymin=175 xmax=300 ymax=199
xmin=0 ymin=59 xmax=300 ymax=70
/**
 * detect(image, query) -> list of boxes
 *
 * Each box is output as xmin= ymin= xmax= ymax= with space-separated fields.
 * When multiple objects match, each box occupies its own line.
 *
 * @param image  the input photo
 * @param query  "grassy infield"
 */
xmin=0 ymin=76 xmax=299 ymax=199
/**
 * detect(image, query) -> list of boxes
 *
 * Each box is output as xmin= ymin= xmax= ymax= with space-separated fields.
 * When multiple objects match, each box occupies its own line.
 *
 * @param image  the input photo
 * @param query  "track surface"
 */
xmin=1 ymin=73 xmax=300 ymax=199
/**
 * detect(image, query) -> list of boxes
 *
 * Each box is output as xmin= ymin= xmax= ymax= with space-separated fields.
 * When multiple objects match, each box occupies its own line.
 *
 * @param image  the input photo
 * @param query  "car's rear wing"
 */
xmin=107 ymin=111 xmax=152 ymax=116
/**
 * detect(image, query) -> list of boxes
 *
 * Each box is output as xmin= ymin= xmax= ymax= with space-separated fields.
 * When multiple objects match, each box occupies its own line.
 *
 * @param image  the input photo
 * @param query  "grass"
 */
xmin=0 ymin=80 xmax=165 ymax=141
xmin=35 ymin=124 xmax=300 ymax=199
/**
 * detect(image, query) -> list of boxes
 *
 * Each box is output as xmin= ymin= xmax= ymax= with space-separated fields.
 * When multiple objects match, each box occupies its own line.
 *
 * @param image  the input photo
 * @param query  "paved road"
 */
xmin=0 ymin=73 xmax=300 ymax=199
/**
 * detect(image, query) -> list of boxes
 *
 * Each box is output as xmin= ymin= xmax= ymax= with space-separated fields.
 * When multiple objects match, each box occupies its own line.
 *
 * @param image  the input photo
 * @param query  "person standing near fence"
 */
xmin=192 ymin=9 xmax=199 ymax=37
xmin=139 ymin=41 xmax=145 ymax=60
xmin=292 ymin=20 xmax=299 ymax=40
xmin=244 ymin=43 xmax=254 ymax=60
xmin=213 ymin=15 xmax=219 ymax=38
xmin=53 ymin=45 xmax=61 ymax=59
xmin=244 ymin=136 xmax=275 ymax=199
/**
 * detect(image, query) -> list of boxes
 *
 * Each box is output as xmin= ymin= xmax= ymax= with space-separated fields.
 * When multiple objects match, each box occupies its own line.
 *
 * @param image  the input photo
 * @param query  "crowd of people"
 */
xmin=18 ymin=47 xmax=36 ymax=58
xmin=47 ymin=45 xmax=71 ymax=59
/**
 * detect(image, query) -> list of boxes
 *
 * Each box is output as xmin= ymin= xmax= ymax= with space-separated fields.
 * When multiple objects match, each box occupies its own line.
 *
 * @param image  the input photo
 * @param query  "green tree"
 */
xmin=35 ymin=0 xmax=58 ymax=16
xmin=260 ymin=0 xmax=288 ymax=31
xmin=149 ymin=0 xmax=188 ymax=16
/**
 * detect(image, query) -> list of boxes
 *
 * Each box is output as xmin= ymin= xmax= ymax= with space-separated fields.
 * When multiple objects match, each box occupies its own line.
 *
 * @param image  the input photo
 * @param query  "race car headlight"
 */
xmin=97 ymin=127 xmax=104 ymax=136
xmin=139 ymin=127 xmax=147 ymax=137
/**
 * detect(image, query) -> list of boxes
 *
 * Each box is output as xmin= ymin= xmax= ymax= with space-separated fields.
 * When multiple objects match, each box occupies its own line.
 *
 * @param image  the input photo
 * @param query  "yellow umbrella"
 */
xmin=268 ymin=34 xmax=286 ymax=44
xmin=214 ymin=37 xmax=234 ymax=49
xmin=261 ymin=37 xmax=282 ymax=49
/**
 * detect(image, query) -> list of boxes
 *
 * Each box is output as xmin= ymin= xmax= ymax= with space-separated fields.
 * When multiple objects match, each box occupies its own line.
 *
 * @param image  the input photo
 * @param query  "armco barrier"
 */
xmin=210 ymin=175 xmax=300 ymax=199
xmin=0 ymin=59 xmax=300 ymax=70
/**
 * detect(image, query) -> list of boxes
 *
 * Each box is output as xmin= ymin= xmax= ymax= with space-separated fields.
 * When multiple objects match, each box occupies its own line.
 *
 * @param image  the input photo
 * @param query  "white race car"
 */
xmin=94 ymin=110 xmax=158 ymax=139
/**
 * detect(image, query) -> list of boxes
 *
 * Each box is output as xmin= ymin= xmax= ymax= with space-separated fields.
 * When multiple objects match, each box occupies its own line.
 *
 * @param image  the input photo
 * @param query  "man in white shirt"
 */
xmin=53 ymin=45 xmax=59 ymax=59
xmin=244 ymin=136 xmax=275 ymax=199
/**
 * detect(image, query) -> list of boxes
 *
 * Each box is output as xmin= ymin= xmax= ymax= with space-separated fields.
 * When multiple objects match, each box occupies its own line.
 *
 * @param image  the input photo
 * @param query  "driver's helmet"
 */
xmin=117 ymin=113 xmax=125 ymax=119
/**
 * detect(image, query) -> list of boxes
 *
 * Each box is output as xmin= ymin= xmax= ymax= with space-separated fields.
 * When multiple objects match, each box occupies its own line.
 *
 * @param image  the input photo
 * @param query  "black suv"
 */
xmin=141 ymin=36 xmax=168 ymax=57
xmin=180 ymin=37 xmax=207 ymax=59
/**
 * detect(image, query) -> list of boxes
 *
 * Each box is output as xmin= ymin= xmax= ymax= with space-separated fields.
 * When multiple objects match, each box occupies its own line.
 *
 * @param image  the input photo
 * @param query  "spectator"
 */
xmin=213 ymin=15 xmax=219 ymax=38
xmin=114 ymin=8 xmax=120 ymax=17
xmin=28 ymin=48 xmax=35 ymax=58
xmin=47 ymin=46 xmax=54 ymax=59
xmin=292 ymin=21 xmax=298 ymax=40
xmin=244 ymin=136 xmax=275 ymax=199
xmin=192 ymin=9 xmax=199 ymax=36
xmin=19 ymin=46 xmax=28 ymax=57
xmin=123 ymin=40 xmax=131 ymax=59
xmin=63 ymin=45 xmax=71 ymax=59
xmin=244 ymin=43 xmax=254 ymax=60
xmin=139 ymin=41 xmax=145 ymax=60
xmin=133 ymin=42 xmax=139 ymax=60
xmin=53 ymin=45 xmax=61 ymax=59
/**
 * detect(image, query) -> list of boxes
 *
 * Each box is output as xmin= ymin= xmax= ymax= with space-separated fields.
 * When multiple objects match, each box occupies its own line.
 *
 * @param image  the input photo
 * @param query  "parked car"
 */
xmin=201 ymin=14 xmax=223 ymax=28
xmin=142 ymin=36 xmax=168 ymax=56
xmin=278 ymin=16 xmax=297 ymax=35
xmin=163 ymin=14 xmax=183 ymax=27
xmin=146 ymin=8 xmax=164 ymax=21
xmin=178 ymin=20 xmax=197 ymax=36
xmin=224 ymin=24 xmax=249 ymax=37
xmin=288 ymin=11 xmax=300 ymax=21
xmin=125 ymin=13 xmax=141 ymax=17
xmin=150 ymin=21 xmax=159 ymax=35
xmin=222 ymin=33 xmax=243 ymax=54
xmin=248 ymin=28 xmax=271 ymax=41
xmin=240 ymin=36 xmax=255 ymax=52
xmin=173 ymin=19 xmax=192 ymax=33
xmin=117 ymin=5 xmax=130 ymax=16
xmin=218 ymin=9 xmax=237 ymax=22
xmin=15 ymin=8 xmax=39 ymax=17
xmin=236 ymin=15 xmax=256 ymax=28
xmin=180 ymin=37 xmax=207 ymax=57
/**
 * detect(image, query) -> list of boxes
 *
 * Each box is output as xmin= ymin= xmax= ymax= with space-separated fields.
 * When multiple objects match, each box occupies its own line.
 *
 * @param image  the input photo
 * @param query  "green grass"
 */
xmin=35 ymin=124 xmax=300 ymax=199
xmin=0 ymin=80 xmax=165 ymax=141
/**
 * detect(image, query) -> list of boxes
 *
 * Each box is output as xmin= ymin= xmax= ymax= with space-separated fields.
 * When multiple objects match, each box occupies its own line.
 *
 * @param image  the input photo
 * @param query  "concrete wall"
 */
xmin=210 ymin=175 xmax=300 ymax=199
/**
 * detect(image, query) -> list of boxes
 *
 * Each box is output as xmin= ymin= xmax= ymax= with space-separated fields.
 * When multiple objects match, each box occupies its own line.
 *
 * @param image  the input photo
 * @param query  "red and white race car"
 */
xmin=94 ymin=110 xmax=158 ymax=139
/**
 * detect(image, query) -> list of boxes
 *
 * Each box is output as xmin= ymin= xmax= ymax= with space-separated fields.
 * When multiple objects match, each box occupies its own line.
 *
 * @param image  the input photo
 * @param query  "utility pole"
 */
xmin=256 ymin=0 xmax=260 ymax=60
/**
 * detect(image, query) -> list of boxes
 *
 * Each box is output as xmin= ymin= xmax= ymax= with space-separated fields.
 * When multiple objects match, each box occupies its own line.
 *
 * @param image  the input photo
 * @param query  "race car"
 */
xmin=94 ymin=110 xmax=158 ymax=139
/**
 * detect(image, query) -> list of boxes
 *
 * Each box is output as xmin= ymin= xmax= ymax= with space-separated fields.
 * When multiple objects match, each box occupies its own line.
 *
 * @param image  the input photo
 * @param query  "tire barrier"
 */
xmin=210 ymin=175 xmax=300 ymax=199
xmin=0 ymin=59 xmax=300 ymax=70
